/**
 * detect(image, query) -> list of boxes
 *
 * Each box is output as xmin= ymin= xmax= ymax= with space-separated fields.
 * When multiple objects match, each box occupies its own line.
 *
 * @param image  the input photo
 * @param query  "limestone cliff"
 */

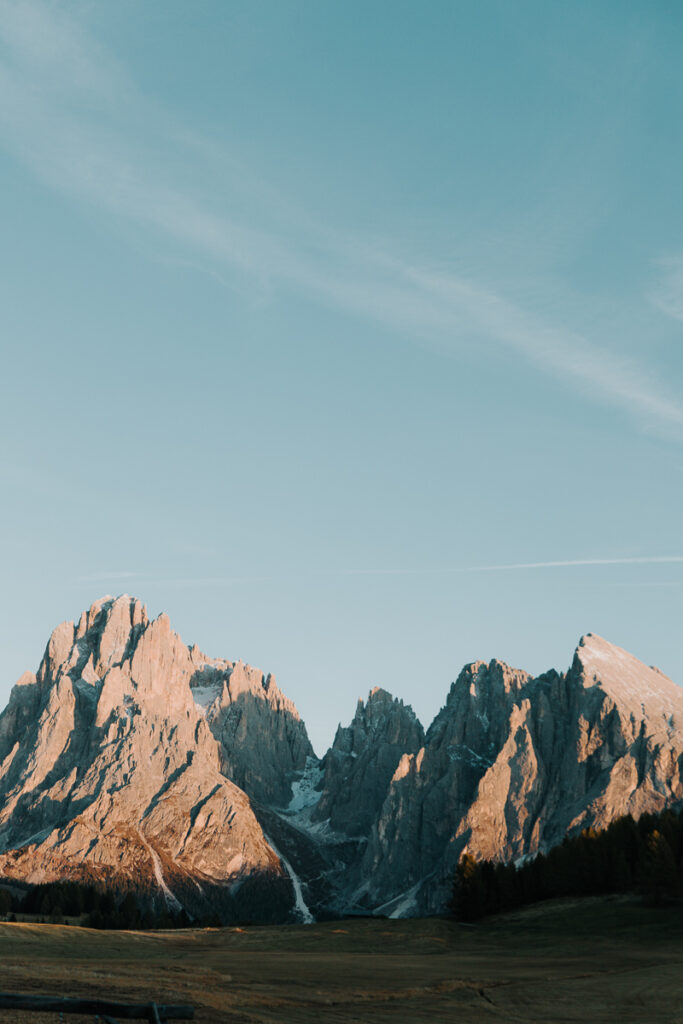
xmin=312 ymin=687 xmax=424 ymax=836
xmin=354 ymin=635 xmax=683 ymax=914
xmin=1 ymin=601 xmax=682 ymax=922
xmin=0 ymin=596 xmax=312 ymax=921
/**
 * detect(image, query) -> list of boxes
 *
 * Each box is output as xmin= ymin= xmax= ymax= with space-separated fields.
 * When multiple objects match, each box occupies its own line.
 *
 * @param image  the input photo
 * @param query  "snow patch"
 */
xmin=263 ymin=832 xmax=314 ymax=924
xmin=448 ymin=744 xmax=492 ymax=768
xmin=191 ymin=682 xmax=222 ymax=715
xmin=375 ymin=879 xmax=424 ymax=919
xmin=137 ymin=830 xmax=182 ymax=912
xmin=286 ymin=756 xmax=323 ymax=814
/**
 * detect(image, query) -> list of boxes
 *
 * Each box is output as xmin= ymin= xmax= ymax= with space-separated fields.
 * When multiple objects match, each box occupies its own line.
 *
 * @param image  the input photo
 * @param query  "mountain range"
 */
xmin=0 ymin=594 xmax=681 ymax=922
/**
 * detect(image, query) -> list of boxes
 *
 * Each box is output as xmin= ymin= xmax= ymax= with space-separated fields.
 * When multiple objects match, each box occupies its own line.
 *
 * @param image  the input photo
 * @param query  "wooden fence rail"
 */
xmin=0 ymin=992 xmax=193 ymax=1021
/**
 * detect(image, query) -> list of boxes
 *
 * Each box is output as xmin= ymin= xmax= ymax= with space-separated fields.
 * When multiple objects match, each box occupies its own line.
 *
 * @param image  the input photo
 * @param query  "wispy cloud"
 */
xmin=457 ymin=555 xmax=683 ymax=572
xmin=67 ymin=555 xmax=683 ymax=589
xmin=328 ymin=555 xmax=683 ymax=576
xmin=649 ymin=257 xmax=683 ymax=323
xmin=1 ymin=1 xmax=682 ymax=435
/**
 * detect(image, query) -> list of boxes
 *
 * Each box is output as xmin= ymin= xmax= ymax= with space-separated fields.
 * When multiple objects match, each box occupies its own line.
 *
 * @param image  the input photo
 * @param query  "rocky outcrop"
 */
xmin=1 ymin=600 xmax=682 ymax=922
xmin=356 ymin=634 xmax=683 ymax=914
xmin=189 ymin=652 xmax=313 ymax=807
xmin=312 ymin=687 xmax=424 ymax=836
xmin=0 ymin=596 xmax=312 ymax=921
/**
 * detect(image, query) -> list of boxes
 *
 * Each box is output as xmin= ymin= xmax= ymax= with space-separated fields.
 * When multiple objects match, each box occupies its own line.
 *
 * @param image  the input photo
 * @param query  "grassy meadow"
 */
xmin=0 ymin=896 xmax=682 ymax=1022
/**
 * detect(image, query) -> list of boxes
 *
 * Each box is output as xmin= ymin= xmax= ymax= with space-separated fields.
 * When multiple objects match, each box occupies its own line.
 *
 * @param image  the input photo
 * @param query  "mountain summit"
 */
xmin=0 ymin=601 xmax=681 ymax=920
xmin=0 ymin=595 xmax=310 ymax=921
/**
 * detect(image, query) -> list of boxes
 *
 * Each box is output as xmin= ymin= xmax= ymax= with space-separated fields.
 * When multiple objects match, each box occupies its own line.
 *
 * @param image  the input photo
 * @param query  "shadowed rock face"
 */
xmin=189 ymin=655 xmax=313 ymax=807
xmin=1 ymin=603 xmax=682 ymax=922
xmin=312 ymin=687 xmax=424 ymax=837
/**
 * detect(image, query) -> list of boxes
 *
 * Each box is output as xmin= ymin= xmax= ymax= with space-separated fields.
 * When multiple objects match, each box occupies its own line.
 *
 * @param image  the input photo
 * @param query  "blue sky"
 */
xmin=1 ymin=0 xmax=682 ymax=753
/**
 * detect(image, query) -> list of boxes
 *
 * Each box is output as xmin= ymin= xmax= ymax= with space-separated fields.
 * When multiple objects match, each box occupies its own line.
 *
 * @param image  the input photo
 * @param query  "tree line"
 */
xmin=0 ymin=880 xmax=219 ymax=929
xmin=453 ymin=807 xmax=683 ymax=922
xmin=0 ymin=862 xmax=292 ymax=929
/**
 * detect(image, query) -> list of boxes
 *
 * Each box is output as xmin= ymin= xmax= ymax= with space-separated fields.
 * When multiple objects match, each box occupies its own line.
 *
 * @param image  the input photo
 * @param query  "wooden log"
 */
xmin=0 ymin=992 xmax=193 ymax=1019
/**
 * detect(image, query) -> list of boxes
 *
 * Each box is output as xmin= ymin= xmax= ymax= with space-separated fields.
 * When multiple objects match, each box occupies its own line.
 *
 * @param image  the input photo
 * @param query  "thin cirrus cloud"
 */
xmin=1 ymin=1 xmax=682 ymax=437
xmin=327 ymin=555 xmax=683 ymax=576
xmin=649 ymin=258 xmax=683 ymax=323
xmin=69 ymin=555 xmax=683 ymax=589
xmin=459 ymin=555 xmax=683 ymax=572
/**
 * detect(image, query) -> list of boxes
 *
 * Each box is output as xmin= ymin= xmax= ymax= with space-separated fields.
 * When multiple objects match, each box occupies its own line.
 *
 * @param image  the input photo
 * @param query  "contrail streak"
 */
xmin=67 ymin=556 xmax=683 ymax=589
xmin=459 ymin=556 xmax=683 ymax=573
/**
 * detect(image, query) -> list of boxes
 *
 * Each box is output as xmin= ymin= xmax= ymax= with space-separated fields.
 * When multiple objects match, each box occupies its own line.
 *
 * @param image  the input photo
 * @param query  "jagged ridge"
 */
xmin=0 ymin=596 xmax=312 ymax=923
xmin=1 ymin=599 xmax=682 ymax=922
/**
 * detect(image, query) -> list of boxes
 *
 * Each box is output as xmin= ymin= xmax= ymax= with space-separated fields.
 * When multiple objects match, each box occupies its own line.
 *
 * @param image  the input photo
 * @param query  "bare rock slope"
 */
xmin=313 ymin=687 xmax=425 ymax=837
xmin=1 ymin=599 xmax=682 ymax=921
xmin=349 ymin=634 xmax=683 ymax=914
xmin=0 ymin=596 xmax=312 ymax=921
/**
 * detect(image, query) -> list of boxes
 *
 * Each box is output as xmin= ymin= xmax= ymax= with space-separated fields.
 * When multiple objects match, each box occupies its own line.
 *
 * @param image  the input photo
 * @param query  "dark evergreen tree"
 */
xmin=451 ymin=806 xmax=683 ymax=922
xmin=642 ymin=830 xmax=679 ymax=906
xmin=454 ymin=854 xmax=487 ymax=922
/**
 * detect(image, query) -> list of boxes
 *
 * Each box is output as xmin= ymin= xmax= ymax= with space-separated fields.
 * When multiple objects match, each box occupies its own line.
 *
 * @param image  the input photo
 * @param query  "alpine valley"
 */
xmin=1 ymin=595 xmax=682 ymax=923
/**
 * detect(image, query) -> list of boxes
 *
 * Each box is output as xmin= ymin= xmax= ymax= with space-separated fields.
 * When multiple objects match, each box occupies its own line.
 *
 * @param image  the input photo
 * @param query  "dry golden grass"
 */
xmin=0 ymin=896 xmax=682 ymax=1022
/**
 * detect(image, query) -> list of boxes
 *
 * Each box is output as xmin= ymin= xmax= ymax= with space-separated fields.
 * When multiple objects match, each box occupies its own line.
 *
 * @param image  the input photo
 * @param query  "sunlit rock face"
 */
xmin=0 ymin=596 xmax=311 ymax=921
xmin=1 ymin=602 xmax=682 ymax=922
xmin=355 ymin=635 xmax=683 ymax=915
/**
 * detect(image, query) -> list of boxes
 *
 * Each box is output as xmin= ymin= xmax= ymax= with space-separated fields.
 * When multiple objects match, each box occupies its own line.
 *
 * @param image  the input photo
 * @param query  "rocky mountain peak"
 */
xmin=450 ymin=658 xmax=531 ymax=702
xmin=311 ymin=688 xmax=424 ymax=837
xmin=1 ymin=606 xmax=682 ymax=925
xmin=345 ymin=688 xmax=421 ymax=745
xmin=359 ymin=633 xmax=683 ymax=916
xmin=571 ymin=632 xmax=683 ymax=727
xmin=37 ymin=595 xmax=150 ymax=694
xmin=0 ymin=596 xmax=316 ymax=922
